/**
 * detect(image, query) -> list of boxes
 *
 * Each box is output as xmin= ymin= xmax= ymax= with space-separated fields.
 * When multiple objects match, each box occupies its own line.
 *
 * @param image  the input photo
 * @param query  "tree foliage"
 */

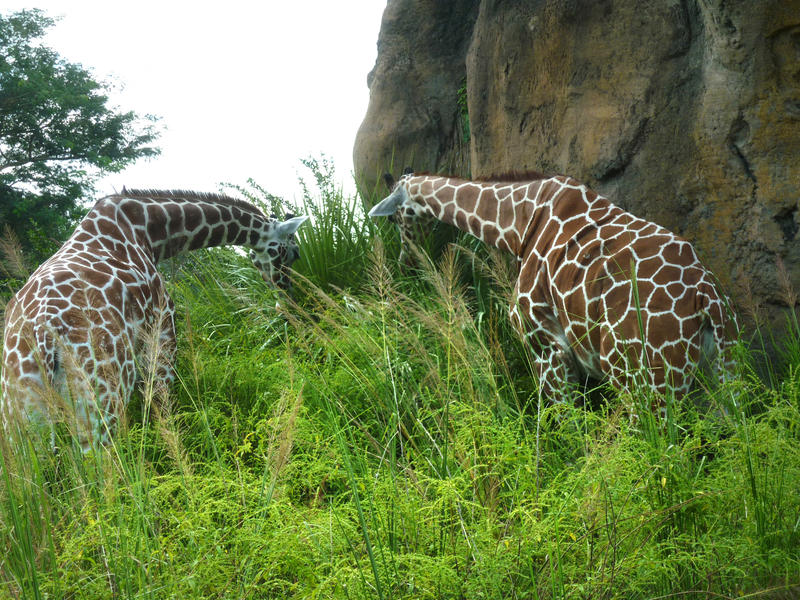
xmin=0 ymin=9 xmax=160 ymax=263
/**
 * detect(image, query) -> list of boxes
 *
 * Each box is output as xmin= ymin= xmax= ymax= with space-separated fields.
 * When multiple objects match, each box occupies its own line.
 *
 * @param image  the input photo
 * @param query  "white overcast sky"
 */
xmin=3 ymin=1 xmax=386 ymax=201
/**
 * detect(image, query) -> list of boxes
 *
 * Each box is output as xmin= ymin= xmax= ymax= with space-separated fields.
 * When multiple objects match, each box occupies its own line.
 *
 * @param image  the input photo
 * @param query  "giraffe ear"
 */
xmin=369 ymin=187 xmax=406 ymax=217
xmin=382 ymin=173 xmax=395 ymax=190
xmin=276 ymin=215 xmax=309 ymax=238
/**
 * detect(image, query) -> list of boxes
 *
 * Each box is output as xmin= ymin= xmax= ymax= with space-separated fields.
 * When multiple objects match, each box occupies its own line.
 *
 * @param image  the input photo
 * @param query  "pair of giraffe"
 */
xmin=1 ymin=189 xmax=308 ymax=450
xmin=370 ymin=170 xmax=737 ymax=408
xmin=1 ymin=169 xmax=737 ymax=450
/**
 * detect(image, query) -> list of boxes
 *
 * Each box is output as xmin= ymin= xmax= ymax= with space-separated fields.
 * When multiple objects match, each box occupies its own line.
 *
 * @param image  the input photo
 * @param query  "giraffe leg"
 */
xmin=156 ymin=298 xmax=177 ymax=396
xmin=599 ymin=336 xmax=698 ymax=427
xmin=139 ymin=294 xmax=176 ymax=403
xmin=56 ymin=332 xmax=126 ymax=451
xmin=531 ymin=345 xmax=580 ymax=399
xmin=510 ymin=300 xmax=580 ymax=403
xmin=154 ymin=318 xmax=177 ymax=402
xmin=2 ymin=319 xmax=70 ymax=450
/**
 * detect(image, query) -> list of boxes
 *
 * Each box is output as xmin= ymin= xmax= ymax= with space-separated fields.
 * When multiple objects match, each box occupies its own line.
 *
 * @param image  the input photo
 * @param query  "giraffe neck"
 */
xmin=404 ymin=175 xmax=536 ymax=256
xmin=84 ymin=190 xmax=273 ymax=262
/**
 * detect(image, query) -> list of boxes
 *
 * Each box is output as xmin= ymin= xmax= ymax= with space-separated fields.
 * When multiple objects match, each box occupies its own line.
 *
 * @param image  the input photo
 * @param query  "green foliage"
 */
xmin=224 ymin=154 xmax=375 ymax=294
xmin=2 ymin=164 xmax=800 ymax=598
xmin=0 ymin=9 xmax=160 ymax=262
xmin=457 ymin=77 xmax=470 ymax=144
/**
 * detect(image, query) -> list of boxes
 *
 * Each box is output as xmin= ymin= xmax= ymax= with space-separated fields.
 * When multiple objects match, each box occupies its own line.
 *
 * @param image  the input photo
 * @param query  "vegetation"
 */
xmin=0 ymin=9 xmax=160 ymax=264
xmin=1 ymin=160 xmax=799 ymax=599
xmin=457 ymin=78 xmax=470 ymax=145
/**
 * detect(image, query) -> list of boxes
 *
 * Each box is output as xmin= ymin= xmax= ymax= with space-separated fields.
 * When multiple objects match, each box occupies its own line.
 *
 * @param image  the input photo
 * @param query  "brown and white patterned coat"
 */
xmin=370 ymin=172 xmax=737 ymax=404
xmin=2 ymin=189 xmax=308 ymax=450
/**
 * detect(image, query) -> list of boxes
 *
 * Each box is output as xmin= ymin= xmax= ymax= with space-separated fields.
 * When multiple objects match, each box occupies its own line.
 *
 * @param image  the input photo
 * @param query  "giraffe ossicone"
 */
xmin=2 ymin=189 xmax=309 ymax=451
xmin=371 ymin=171 xmax=738 ymax=407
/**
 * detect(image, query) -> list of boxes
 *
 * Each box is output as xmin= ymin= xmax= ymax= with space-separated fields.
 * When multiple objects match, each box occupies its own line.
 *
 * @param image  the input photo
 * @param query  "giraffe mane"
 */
xmin=411 ymin=170 xmax=552 ymax=183
xmin=113 ymin=188 xmax=266 ymax=214
xmin=476 ymin=170 xmax=551 ymax=182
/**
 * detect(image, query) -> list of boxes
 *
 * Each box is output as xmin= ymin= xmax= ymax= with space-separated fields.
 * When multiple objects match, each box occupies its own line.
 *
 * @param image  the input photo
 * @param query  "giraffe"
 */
xmin=1 ymin=189 xmax=308 ymax=450
xmin=369 ymin=171 xmax=738 ymax=409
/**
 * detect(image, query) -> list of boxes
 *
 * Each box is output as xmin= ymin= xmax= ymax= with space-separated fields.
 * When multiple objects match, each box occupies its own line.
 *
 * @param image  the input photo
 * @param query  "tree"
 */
xmin=0 ymin=9 xmax=160 ymax=264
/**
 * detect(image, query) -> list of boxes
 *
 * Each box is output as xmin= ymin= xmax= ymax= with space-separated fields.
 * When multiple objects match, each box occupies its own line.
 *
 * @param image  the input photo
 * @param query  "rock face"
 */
xmin=354 ymin=0 xmax=800 ymax=332
xmin=353 ymin=0 xmax=479 ymax=196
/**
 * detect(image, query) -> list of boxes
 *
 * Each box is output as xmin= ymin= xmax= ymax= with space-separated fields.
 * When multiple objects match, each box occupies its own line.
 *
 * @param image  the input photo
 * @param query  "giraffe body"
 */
xmin=370 ymin=173 xmax=737 ymax=403
xmin=2 ymin=190 xmax=308 ymax=449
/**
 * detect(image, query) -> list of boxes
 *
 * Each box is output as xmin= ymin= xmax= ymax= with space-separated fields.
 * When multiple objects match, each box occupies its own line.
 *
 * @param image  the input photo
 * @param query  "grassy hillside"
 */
xmin=1 ymin=162 xmax=799 ymax=599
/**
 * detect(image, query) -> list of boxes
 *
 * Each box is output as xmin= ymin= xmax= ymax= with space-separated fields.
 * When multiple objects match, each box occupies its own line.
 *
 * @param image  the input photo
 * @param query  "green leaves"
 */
xmin=0 ymin=9 xmax=161 ymax=263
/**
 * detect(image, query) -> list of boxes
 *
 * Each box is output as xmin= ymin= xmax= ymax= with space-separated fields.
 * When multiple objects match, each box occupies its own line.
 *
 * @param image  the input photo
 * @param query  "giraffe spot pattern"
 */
xmin=384 ymin=173 xmax=738 ymax=406
xmin=2 ymin=190 xmax=305 ymax=450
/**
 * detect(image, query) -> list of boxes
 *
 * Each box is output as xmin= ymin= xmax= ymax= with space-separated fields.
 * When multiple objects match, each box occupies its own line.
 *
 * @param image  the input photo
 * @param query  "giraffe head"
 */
xmin=369 ymin=168 xmax=436 ymax=265
xmin=248 ymin=214 xmax=309 ymax=290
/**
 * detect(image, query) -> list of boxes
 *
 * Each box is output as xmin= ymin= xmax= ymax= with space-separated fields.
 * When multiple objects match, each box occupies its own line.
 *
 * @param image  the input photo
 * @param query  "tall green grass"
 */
xmin=224 ymin=155 xmax=376 ymax=293
xmin=1 ymin=161 xmax=799 ymax=598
